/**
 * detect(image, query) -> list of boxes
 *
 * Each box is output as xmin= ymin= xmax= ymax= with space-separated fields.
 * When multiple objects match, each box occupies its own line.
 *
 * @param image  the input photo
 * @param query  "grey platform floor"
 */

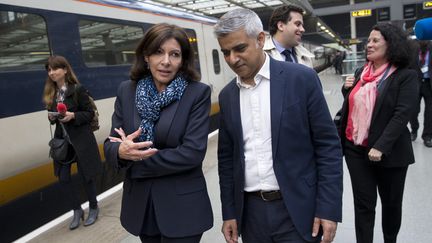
xmin=23 ymin=70 xmax=432 ymax=243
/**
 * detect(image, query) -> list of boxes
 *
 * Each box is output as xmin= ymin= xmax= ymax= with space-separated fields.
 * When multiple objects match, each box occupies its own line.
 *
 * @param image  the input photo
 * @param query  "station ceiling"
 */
xmin=139 ymin=0 xmax=346 ymax=47
xmin=139 ymin=0 xmax=431 ymax=49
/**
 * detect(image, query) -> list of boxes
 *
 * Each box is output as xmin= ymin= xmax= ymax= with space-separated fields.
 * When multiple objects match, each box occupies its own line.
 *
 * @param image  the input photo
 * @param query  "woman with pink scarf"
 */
xmin=338 ymin=23 xmax=418 ymax=243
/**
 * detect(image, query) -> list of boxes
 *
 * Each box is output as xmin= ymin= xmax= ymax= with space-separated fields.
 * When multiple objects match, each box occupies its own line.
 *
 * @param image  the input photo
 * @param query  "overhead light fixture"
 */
xmin=29 ymin=52 xmax=50 ymax=55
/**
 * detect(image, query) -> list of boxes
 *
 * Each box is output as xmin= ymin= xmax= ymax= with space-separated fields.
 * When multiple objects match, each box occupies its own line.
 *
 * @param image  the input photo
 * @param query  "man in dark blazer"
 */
xmin=214 ymin=9 xmax=343 ymax=243
xmin=409 ymin=40 xmax=432 ymax=147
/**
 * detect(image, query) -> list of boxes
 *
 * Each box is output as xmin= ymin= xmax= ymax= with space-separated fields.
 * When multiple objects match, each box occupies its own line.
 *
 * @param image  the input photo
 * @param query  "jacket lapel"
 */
xmin=132 ymin=88 xmax=179 ymax=144
xmin=230 ymin=82 xmax=245 ymax=168
xmin=133 ymin=89 xmax=141 ymax=131
xmin=154 ymin=100 xmax=179 ymax=146
xmin=371 ymin=71 xmax=395 ymax=124
xmin=269 ymin=59 xmax=285 ymax=157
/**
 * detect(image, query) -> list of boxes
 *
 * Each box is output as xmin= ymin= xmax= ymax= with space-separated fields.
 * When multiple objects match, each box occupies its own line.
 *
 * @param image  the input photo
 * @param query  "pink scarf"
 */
xmin=351 ymin=62 xmax=396 ymax=145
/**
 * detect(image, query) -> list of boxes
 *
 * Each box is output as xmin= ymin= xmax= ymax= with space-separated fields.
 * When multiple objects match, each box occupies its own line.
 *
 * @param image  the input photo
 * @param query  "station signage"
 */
xmin=351 ymin=9 xmax=372 ymax=17
xmin=349 ymin=38 xmax=362 ymax=45
xmin=377 ymin=7 xmax=390 ymax=22
xmin=424 ymin=1 xmax=432 ymax=9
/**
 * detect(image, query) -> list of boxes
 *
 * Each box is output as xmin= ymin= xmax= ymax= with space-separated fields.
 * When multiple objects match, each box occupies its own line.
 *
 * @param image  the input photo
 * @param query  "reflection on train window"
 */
xmin=0 ymin=11 xmax=50 ymax=72
xmin=184 ymin=29 xmax=201 ymax=80
xmin=79 ymin=20 xmax=144 ymax=66
xmin=212 ymin=50 xmax=221 ymax=74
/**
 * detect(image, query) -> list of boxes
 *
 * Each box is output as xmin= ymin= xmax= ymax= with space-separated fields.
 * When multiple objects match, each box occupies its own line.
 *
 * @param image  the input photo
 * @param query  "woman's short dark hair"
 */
xmin=268 ymin=5 xmax=304 ymax=36
xmin=130 ymin=23 xmax=200 ymax=82
xmin=371 ymin=23 xmax=410 ymax=68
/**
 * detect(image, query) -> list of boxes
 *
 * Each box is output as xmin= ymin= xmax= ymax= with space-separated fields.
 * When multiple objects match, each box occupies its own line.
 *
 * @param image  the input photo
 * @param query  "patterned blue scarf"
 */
xmin=136 ymin=75 xmax=187 ymax=142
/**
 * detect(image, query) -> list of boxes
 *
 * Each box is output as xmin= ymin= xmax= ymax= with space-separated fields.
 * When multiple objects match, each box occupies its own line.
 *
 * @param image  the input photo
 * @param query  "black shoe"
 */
xmin=411 ymin=132 xmax=417 ymax=141
xmin=84 ymin=207 xmax=99 ymax=226
xmin=424 ymin=139 xmax=432 ymax=148
xmin=69 ymin=209 xmax=84 ymax=230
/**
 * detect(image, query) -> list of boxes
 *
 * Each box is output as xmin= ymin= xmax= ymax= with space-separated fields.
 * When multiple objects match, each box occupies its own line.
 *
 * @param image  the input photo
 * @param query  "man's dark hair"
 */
xmin=268 ymin=5 xmax=304 ymax=36
xmin=371 ymin=23 xmax=410 ymax=68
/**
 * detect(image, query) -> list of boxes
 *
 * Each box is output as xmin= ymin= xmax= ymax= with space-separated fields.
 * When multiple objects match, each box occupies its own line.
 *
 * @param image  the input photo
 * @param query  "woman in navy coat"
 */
xmin=338 ymin=23 xmax=418 ymax=243
xmin=104 ymin=23 xmax=213 ymax=243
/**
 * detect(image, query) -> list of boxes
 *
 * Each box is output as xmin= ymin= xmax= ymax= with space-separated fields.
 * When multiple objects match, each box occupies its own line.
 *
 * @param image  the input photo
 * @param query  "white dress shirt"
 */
xmin=236 ymin=53 xmax=279 ymax=192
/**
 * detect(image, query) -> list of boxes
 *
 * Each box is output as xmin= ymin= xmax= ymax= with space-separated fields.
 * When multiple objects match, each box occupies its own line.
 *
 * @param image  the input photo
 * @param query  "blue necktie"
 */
xmin=282 ymin=49 xmax=297 ymax=63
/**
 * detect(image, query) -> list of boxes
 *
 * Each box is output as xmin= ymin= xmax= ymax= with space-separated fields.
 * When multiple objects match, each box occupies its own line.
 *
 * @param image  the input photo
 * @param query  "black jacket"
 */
xmin=50 ymin=84 xmax=102 ymax=179
xmin=339 ymin=67 xmax=418 ymax=167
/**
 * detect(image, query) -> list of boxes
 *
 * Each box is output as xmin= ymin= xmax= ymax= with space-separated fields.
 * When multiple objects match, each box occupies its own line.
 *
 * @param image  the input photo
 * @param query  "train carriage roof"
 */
xmin=78 ymin=0 xmax=218 ymax=24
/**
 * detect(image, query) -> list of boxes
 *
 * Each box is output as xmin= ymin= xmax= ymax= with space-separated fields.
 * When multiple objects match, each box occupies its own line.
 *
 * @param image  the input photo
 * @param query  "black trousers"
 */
xmin=58 ymin=163 xmax=98 ymax=210
xmin=139 ymin=234 xmax=202 ymax=243
xmin=344 ymin=141 xmax=408 ymax=243
xmin=241 ymin=194 xmax=318 ymax=243
xmin=139 ymin=196 xmax=203 ymax=243
xmin=410 ymin=78 xmax=432 ymax=140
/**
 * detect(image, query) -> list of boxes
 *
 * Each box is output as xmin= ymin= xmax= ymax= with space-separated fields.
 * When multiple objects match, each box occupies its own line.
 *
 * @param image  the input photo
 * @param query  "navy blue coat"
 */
xmin=217 ymin=58 xmax=343 ymax=242
xmin=104 ymin=80 xmax=213 ymax=237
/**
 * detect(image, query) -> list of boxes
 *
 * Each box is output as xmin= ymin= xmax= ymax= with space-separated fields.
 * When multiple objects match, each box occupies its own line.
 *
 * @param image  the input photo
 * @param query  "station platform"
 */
xmin=17 ymin=71 xmax=432 ymax=243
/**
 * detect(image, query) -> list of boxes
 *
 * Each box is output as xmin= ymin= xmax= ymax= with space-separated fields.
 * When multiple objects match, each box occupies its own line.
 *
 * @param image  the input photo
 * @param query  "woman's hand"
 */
xmin=110 ymin=128 xmax=158 ymax=161
xmin=58 ymin=111 xmax=75 ymax=123
xmin=368 ymin=148 xmax=383 ymax=162
xmin=344 ymin=75 xmax=355 ymax=89
xmin=48 ymin=113 xmax=57 ymax=122
xmin=108 ymin=127 xmax=126 ymax=142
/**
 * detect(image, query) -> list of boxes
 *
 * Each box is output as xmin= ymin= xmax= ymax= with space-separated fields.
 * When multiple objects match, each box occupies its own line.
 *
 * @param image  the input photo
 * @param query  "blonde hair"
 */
xmin=42 ymin=55 xmax=80 ymax=109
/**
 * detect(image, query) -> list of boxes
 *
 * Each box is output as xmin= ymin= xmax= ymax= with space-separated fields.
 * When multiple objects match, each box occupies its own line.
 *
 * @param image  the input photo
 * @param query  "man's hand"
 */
xmin=222 ymin=219 xmax=238 ymax=243
xmin=312 ymin=217 xmax=337 ymax=243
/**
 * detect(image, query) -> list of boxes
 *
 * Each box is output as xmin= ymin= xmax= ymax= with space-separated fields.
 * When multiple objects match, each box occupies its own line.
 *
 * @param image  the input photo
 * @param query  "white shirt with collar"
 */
xmin=236 ymin=53 xmax=279 ymax=192
xmin=263 ymin=34 xmax=315 ymax=68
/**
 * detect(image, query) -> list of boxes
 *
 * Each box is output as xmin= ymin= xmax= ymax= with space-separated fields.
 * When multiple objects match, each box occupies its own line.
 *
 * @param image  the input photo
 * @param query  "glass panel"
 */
xmin=342 ymin=52 xmax=366 ymax=76
xmin=185 ymin=29 xmax=201 ymax=79
xmin=212 ymin=49 xmax=221 ymax=74
xmin=0 ymin=11 xmax=50 ymax=72
xmin=79 ymin=20 xmax=144 ymax=66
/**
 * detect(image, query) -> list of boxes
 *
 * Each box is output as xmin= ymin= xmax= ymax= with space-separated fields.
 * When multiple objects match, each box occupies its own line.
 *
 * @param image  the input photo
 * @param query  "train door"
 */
xmin=200 ymin=24 xmax=234 ymax=107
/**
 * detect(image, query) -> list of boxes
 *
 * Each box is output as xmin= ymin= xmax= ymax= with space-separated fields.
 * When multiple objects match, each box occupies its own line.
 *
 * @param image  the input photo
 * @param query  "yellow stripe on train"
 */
xmin=0 ymin=106 xmax=219 ymax=206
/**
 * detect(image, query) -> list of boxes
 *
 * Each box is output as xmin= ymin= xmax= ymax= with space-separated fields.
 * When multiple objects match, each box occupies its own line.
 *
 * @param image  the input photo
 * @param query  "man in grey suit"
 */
xmin=214 ymin=9 xmax=343 ymax=243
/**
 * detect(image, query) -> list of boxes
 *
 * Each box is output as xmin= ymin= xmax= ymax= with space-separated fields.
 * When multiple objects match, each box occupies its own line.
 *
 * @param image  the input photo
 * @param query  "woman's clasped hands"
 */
xmin=109 ymin=127 xmax=158 ymax=161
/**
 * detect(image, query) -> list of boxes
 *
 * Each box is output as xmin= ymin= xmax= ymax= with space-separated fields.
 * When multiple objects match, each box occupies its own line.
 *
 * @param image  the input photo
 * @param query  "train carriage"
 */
xmin=0 ymin=0 xmax=234 ymax=241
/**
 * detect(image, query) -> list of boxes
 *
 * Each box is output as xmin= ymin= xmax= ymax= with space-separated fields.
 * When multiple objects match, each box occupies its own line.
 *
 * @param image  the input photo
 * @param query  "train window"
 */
xmin=79 ymin=20 xmax=144 ymax=66
xmin=0 ymin=11 xmax=50 ymax=72
xmin=212 ymin=50 xmax=221 ymax=74
xmin=184 ymin=29 xmax=201 ymax=80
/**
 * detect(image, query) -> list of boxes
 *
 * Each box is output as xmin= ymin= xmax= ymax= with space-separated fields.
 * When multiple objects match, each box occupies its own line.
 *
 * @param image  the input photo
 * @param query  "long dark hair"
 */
xmin=42 ymin=55 xmax=80 ymax=109
xmin=130 ymin=23 xmax=200 ymax=82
